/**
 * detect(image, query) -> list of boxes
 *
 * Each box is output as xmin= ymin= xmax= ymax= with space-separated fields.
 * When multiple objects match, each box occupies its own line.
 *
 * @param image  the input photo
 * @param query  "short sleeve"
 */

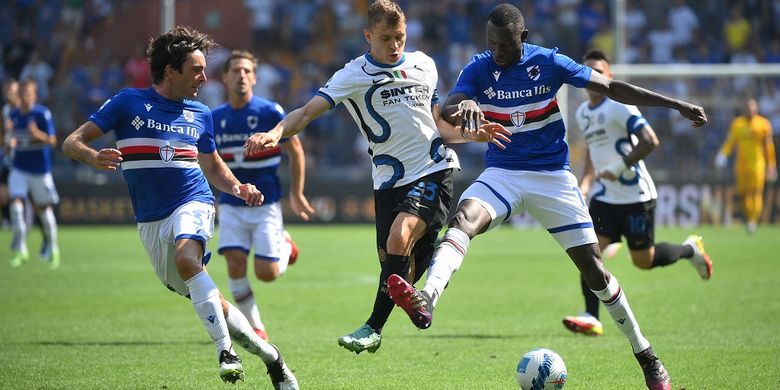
xmin=623 ymin=105 xmax=649 ymax=134
xmin=198 ymin=111 xmax=217 ymax=153
xmin=449 ymin=58 xmax=480 ymax=98
xmin=89 ymin=90 xmax=128 ymax=133
xmin=554 ymin=52 xmax=592 ymax=88
xmin=40 ymin=108 xmax=56 ymax=136
xmin=317 ymin=67 xmax=355 ymax=108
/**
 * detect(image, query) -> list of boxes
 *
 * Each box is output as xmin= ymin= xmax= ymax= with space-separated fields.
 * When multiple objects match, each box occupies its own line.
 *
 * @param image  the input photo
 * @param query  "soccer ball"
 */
xmin=516 ymin=348 xmax=567 ymax=390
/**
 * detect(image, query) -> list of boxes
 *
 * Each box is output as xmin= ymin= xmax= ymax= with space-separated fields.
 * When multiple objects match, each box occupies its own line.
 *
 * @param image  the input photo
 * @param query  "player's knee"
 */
xmin=254 ymin=263 xmax=280 ymax=282
xmin=174 ymin=253 xmax=203 ymax=280
xmin=631 ymin=256 xmax=653 ymax=270
xmin=448 ymin=209 xmax=479 ymax=238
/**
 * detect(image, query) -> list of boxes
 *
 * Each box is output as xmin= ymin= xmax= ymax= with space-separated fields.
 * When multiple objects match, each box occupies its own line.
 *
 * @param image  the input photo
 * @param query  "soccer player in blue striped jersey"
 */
xmin=63 ymin=27 xmax=298 ymax=388
xmin=386 ymin=4 xmax=707 ymax=390
xmin=244 ymin=0 xmax=510 ymax=355
xmin=564 ymin=50 xmax=712 ymax=339
xmin=7 ymin=80 xmax=60 ymax=269
xmin=213 ymin=50 xmax=314 ymax=341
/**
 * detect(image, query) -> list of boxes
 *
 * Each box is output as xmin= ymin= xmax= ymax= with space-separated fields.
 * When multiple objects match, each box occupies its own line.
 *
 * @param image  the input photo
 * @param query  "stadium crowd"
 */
xmin=1 ymin=0 xmax=779 ymax=180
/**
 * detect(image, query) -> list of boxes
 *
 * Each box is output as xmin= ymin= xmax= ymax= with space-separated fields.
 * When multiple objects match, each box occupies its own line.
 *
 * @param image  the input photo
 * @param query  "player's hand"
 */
xmin=289 ymin=193 xmax=315 ymax=221
xmin=92 ymin=148 xmax=123 ymax=170
xmin=768 ymin=166 xmax=777 ymax=183
xmin=714 ymin=152 xmax=727 ymax=169
xmin=462 ymin=121 xmax=513 ymax=150
xmin=453 ymin=100 xmax=484 ymax=132
xmin=233 ymin=183 xmax=264 ymax=206
xmin=597 ymin=159 xmax=628 ymax=181
xmin=678 ymin=102 xmax=707 ymax=128
xmin=244 ymin=132 xmax=280 ymax=156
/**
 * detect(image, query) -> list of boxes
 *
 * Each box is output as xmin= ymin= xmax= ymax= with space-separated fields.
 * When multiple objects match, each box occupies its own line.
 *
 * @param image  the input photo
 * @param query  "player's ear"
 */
xmin=520 ymin=29 xmax=528 ymax=42
xmin=363 ymin=29 xmax=371 ymax=44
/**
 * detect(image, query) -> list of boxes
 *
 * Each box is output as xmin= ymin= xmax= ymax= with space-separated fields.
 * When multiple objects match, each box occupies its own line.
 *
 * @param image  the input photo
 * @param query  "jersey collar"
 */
xmin=364 ymin=52 xmax=406 ymax=68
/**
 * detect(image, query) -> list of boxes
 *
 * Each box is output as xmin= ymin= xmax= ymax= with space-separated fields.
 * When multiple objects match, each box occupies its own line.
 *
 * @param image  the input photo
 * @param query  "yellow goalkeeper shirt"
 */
xmin=719 ymin=114 xmax=777 ymax=171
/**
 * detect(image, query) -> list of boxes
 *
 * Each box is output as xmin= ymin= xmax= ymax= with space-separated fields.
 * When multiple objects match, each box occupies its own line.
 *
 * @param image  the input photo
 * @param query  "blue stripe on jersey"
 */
xmin=626 ymin=115 xmax=647 ymax=134
xmin=451 ymin=44 xmax=591 ymax=171
xmin=474 ymin=180 xmax=512 ymax=222
xmin=212 ymin=95 xmax=285 ymax=206
xmin=316 ymin=91 xmax=336 ymax=108
xmin=89 ymin=87 xmax=215 ymax=222
xmin=547 ymin=222 xmax=593 ymax=233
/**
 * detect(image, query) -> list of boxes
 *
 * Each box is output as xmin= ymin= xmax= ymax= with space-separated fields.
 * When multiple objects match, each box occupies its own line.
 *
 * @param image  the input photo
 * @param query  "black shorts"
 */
xmin=374 ymin=169 xmax=454 ymax=254
xmin=588 ymin=198 xmax=656 ymax=250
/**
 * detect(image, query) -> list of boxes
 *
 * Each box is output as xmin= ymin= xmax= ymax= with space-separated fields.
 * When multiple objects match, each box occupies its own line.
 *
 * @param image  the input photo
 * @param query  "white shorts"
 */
xmin=460 ymin=168 xmax=597 ymax=250
xmin=8 ymin=169 xmax=59 ymax=206
xmin=137 ymin=201 xmax=215 ymax=296
xmin=218 ymin=202 xmax=284 ymax=262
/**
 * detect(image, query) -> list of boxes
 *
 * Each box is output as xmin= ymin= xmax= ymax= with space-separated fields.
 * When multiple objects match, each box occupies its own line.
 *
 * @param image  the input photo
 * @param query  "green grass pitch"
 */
xmin=1 ymin=225 xmax=779 ymax=389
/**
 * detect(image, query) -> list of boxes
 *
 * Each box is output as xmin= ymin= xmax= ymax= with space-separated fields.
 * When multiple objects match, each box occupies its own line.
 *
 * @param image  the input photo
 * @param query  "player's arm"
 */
xmin=198 ymin=151 xmax=263 ymax=206
xmin=585 ymin=72 xmax=707 ymax=127
xmin=245 ymin=96 xmax=330 ymax=155
xmin=27 ymin=118 xmax=56 ymax=146
xmin=435 ymin=103 xmax=511 ymax=149
xmin=715 ymin=121 xmax=738 ymax=168
xmin=280 ymin=135 xmax=315 ymax=220
xmin=598 ymin=124 xmax=659 ymax=181
xmin=579 ymin=148 xmax=595 ymax=197
xmin=765 ymin=123 xmax=777 ymax=182
xmin=62 ymin=121 xmax=122 ymax=170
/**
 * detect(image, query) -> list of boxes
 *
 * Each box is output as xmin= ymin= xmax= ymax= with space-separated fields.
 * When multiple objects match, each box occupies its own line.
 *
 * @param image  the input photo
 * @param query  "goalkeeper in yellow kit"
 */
xmin=715 ymin=97 xmax=777 ymax=234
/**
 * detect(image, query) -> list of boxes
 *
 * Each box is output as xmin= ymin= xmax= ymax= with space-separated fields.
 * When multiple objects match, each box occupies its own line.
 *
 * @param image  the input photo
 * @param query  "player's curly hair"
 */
xmin=223 ymin=50 xmax=257 ymax=74
xmin=146 ymin=26 xmax=215 ymax=84
xmin=366 ymin=0 xmax=405 ymax=29
xmin=583 ymin=49 xmax=611 ymax=64
xmin=489 ymin=3 xmax=524 ymax=29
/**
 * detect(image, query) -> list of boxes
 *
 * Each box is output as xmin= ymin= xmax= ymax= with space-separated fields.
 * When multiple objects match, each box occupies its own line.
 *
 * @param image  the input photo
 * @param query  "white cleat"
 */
xmin=218 ymin=350 xmax=245 ymax=384
xmin=683 ymin=235 xmax=712 ymax=280
xmin=266 ymin=344 xmax=299 ymax=390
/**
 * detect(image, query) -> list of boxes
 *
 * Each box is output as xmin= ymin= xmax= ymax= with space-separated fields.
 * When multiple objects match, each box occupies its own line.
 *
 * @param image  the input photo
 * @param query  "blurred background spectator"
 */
xmin=0 ymin=0 xmax=778 ymax=184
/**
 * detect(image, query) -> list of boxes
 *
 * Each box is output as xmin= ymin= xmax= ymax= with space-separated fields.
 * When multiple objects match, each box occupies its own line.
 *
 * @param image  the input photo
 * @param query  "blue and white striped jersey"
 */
xmin=574 ymin=97 xmax=657 ymax=204
xmin=450 ymin=43 xmax=592 ymax=172
xmin=89 ymin=87 xmax=215 ymax=222
xmin=317 ymin=51 xmax=459 ymax=190
xmin=8 ymin=104 xmax=56 ymax=174
xmin=212 ymin=95 xmax=285 ymax=206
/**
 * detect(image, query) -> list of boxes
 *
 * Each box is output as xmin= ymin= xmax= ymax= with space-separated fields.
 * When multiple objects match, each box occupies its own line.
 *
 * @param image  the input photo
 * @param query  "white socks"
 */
xmin=10 ymin=200 xmax=27 ymax=253
xmin=225 ymin=301 xmax=279 ymax=364
xmin=591 ymin=276 xmax=650 ymax=353
xmin=228 ymin=277 xmax=265 ymax=331
xmin=423 ymin=228 xmax=470 ymax=307
xmin=38 ymin=207 xmax=58 ymax=250
xmin=185 ymin=271 xmax=233 ymax=357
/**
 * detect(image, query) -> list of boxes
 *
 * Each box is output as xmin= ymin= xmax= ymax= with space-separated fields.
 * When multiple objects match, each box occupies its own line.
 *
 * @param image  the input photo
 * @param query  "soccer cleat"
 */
xmin=603 ymin=242 xmax=623 ymax=258
xmin=337 ymin=324 xmax=381 ymax=354
xmin=284 ymin=230 xmax=299 ymax=266
xmin=562 ymin=313 xmax=604 ymax=336
xmin=254 ymin=327 xmax=269 ymax=341
xmin=746 ymin=222 xmax=757 ymax=235
xmin=683 ymin=235 xmax=712 ymax=280
xmin=635 ymin=347 xmax=672 ymax=390
xmin=265 ymin=344 xmax=299 ymax=390
xmin=48 ymin=247 xmax=60 ymax=270
xmin=386 ymin=273 xmax=433 ymax=329
xmin=218 ymin=350 xmax=245 ymax=384
xmin=10 ymin=250 xmax=30 ymax=268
